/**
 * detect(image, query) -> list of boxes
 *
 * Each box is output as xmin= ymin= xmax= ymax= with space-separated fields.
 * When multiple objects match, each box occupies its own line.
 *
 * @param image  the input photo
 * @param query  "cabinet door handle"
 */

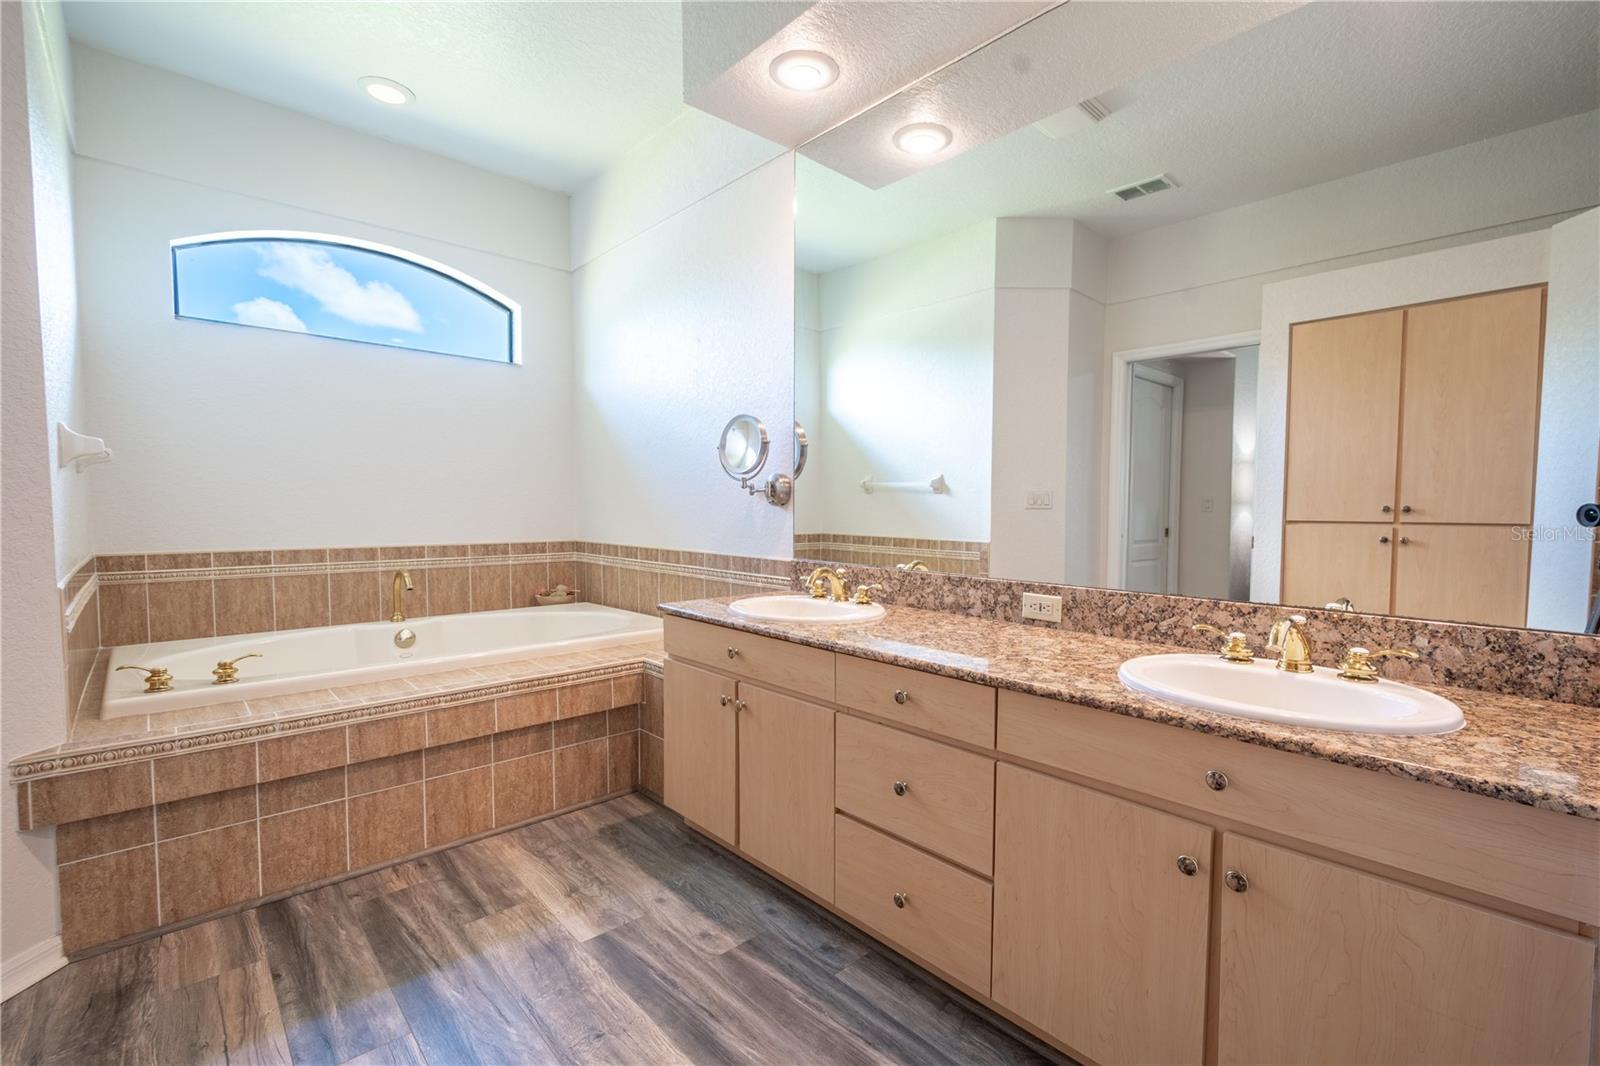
xmin=1399 ymin=536 xmax=1411 ymax=546
xmin=892 ymin=892 xmax=908 ymax=909
xmin=893 ymin=689 xmax=909 ymax=705
xmin=1176 ymin=854 xmax=1199 ymax=876
xmin=1400 ymin=504 xmax=1413 ymax=514
xmin=719 ymin=694 xmax=731 ymax=706
xmin=1380 ymin=504 xmax=1392 ymax=514
xmin=1224 ymin=868 xmax=1249 ymax=893
xmin=1379 ymin=535 xmax=1391 ymax=544
xmin=893 ymin=780 xmax=910 ymax=796
xmin=1204 ymin=769 xmax=1229 ymax=792
xmin=726 ymin=646 xmax=739 ymax=659
xmin=734 ymin=699 xmax=748 ymax=712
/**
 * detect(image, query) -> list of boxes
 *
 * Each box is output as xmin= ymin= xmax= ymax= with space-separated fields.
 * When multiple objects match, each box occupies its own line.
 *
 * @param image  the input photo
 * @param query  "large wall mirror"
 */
xmin=792 ymin=1 xmax=1600 ymax=634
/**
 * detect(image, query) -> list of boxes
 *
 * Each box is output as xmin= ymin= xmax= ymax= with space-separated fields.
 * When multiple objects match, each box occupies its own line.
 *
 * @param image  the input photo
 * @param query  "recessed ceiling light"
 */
xmin=893 ymin=122 xmax=952 ymax=156
xmin=358 ymin=76 xmax=414 ymax=106
xmin=769 ymin=50 xmax=839 ymax=92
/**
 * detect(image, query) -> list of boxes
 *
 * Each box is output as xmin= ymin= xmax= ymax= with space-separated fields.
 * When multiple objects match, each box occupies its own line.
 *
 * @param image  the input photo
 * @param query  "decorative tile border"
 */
xmin=793 ymin=559 xmax=1600 ymax=706
xmin=794 ymin=533 xmax=989 ymax=576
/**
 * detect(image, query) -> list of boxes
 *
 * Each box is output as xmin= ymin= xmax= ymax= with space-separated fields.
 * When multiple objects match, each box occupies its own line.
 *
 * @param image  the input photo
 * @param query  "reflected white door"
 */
xmin=1124 ymin=367 xmax=1181 ymax=593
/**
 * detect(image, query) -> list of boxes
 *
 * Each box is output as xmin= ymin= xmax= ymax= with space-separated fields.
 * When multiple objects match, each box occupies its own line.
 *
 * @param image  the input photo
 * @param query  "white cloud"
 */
xmin=257 ymin=243 xmax=423 ymax=332
xmin=232 ymin=297 xmax=307 ymax=332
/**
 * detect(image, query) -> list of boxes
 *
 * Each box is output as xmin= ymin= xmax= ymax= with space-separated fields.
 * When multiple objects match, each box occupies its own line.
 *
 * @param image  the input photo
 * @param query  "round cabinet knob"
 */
xmin=893 ymin=689 xmax=909 ymax=705
xmin=1176 ymin=854 xmax=1199 ymax=877
xmin=892 ymin=892 xmax=908 ymax=909
xmin=1399 ymin=536 xmax=1412 ymax=546
xmin=1379 ymin=535 xmax=1391 ymax=544
xmin=726 ymin=646 xmax=738 ymax=659
xmin=719 ymin=694 xmax=731 ymax=706
xmin=1204 ymin=769 xmax=1229 ymax=792
xmin=734 ymin=699 xmax=748 ymax=712
xmin=893 ymin=780 xmax=910 ymax=796
xmin=1224 ymin=868 xmax=1250 ymax=893
xmin=1381 ymin=505 xmax=1392 ymax=514
xmin=1400 ymin=504 xmax=1413 ymax=514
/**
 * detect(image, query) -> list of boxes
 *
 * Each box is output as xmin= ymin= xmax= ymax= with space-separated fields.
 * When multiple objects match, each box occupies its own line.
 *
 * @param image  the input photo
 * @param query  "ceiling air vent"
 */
xmin=1111 ymin=173 xmax=1178 ymax=202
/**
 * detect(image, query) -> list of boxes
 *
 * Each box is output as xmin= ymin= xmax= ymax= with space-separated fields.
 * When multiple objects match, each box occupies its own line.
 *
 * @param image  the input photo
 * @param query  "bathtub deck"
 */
xmin=1 ymin=795 xmax=1057 ymax=1066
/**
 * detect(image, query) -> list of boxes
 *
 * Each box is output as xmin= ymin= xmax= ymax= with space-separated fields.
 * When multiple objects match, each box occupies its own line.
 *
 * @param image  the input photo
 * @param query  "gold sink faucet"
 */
xmin=852 ymin=583 xmax=883 ymax=605
xmin=806 ymin=566 xmax=848 ymax=602
xmin=1267 ymin=614 xmax=1315 ymax=673
xmin=391 ymin=570 xmax=414 ymax=623
xmin=1192 ymin=624 xmax=1254 ymax=663
xmin=1337 ymin=645 xmax=1420 ymax=683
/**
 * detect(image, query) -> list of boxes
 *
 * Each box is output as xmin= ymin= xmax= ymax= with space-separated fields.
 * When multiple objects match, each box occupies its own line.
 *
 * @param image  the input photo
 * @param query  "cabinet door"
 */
xmin=1217 ymin=834 xmax=1594 ymax=1066
xmin=1281 ymin=522 xmax=1394 ymax=613
xmin=1393 ymin=524 xmax=1530 ymax=627
xmin=738 ymin=683 xmax=834 ymax=902
xmin=663 ymin=659 xmax=738 ymax=845
xmin=1399 ymin=287 xmax=1544 ymax=524
xmin=1285 ymin=310 xmax=1403 ymax=522
xmin=993 ymin=765 xmax=1213 ymax=1066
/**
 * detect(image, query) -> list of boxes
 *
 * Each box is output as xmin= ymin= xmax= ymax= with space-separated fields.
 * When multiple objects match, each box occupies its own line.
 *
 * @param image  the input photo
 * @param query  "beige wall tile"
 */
xmin=494 ymin=753 xmax=553 ymax=825
xmin=348 ymin=751 xmax=423 ymax=796
xmin=55 ymin=807 xmax=156 ymax=864
xmin=640 ymin=733 xmax=664 ymax=798
xmin=428 ymin=566 xmax=470 ymax=615
xmin=273 ymin=574 xmax=329 ymax=631
xmin=496 ymin=690 xmax=556 ymax=731
xmin=423 ymin=737 xmax=491 ymax=779
xmin=32 ymin=762 xmax=154 ymax=827
xmin=608 ymin=734 xmax=638 ymax=791
xmin=424 ymin=766 xmax=492 ymax=845
xmin=97 ymin=582 xmax=149 ymax=646
xmin=348 ymin=713 xmax=426 ymax=762
xmin=59 ymin=845 xmax=159 ymax=954
xmin=554 ymin=739 xmax=609 ymax=809
xmin=158 ymin=821 xmax=260 ymax=924
xmin=493 ymin=723 xmax=552 ymax=761
xmin=157 ymin=785 xmax=257 ymax=839
xmin=148 ymin=552 xmax=211 ymax=570
xmin=155 ymin=745 xmax=257 ymax=804
xmin=426 ymin=700 xmax=494 ymax=746
xmin=260 ymin=802 xmax=347 ymax=895
xmin=259 ymin=767 xmax=346 ymax=816
xmin=642 ymin=674 xmax=664 ymax=736
xmin=510 ymin=561 xmax=548 ymax=608
xmin=607 ymin=706 xmax=639 ymax=735
xmin=558 ymin=680 xmax=613 ymax=719
xmin=213 ymin=551 xmax=271 ymax=567
xmin=554 ymin=711 xmax=608 ymax=748
xmin=613 ymin=674 xmax=643 ymax=705
xmin=469 ymin=563 xmax=511 ymax=612
xmin=349 ymin=784 xmax=424 ymax=869
xmin=330 ymin=570 xmax=381 ymax=626
xmin=148 ymin=580 xmax=215 ymax=642
xmin=273 ymin=549 xmax=327 ymax=565
xmin=258 ymin=728 xmax=346 ymax=783
xmin=97 ymin=554 xmax=147 ymax=573
xmin=214 ymin=577 xmax=274 ymax=637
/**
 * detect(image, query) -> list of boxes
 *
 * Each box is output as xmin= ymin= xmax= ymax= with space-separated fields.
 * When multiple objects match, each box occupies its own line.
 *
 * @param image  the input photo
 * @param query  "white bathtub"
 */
xmin=102 ymin=603 xmax=662 ymax=719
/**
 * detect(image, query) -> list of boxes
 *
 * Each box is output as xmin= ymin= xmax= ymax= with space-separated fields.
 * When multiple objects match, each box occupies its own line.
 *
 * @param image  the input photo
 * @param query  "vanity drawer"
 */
xmin=835 ymin=814 xmax=993 ymax=995
xmin=835 ymin=654 xmax=996 ymax=747
xmin=663 ymin=617 xmax=834 ymax=703
xmin=836 ymin=714 xmax=995 ymax=874
xmin=997 ymin=690 xmax=1600 ymax=925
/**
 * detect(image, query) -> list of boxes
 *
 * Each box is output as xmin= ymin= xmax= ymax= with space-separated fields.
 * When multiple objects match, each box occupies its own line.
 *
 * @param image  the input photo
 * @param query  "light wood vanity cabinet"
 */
xmin=664 ymin=618 xmax=1598 ymax=1066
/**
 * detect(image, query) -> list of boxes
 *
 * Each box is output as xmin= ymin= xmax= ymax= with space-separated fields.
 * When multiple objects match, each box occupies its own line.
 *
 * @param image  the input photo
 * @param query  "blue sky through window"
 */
xmin=172 ymin=236 xmax=516 ymax=363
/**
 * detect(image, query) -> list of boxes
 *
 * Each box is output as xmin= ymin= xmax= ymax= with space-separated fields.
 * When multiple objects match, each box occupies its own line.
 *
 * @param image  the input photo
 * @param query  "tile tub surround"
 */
xmin=794 ymin=533 xmax=990 ymax=576
xmin=59 ymin=556 xmax=99 ymax=723
xmin=11 ymin=642 xmax=662 ymax=954
xmin=662 ymin=598 xmax=1600 ymax=820
xmin=92 ymin=542 xmax=788 ymax=646
xmin=791 ymin=560 xmax=1600 ymax=707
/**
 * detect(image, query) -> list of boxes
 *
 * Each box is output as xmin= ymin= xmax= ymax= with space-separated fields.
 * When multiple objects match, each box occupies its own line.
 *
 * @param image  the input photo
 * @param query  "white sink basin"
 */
xmin=1118 ymin=653 xmax=1463 ymax=735
xmin=729 ymin=595 xmax=886 ymax=624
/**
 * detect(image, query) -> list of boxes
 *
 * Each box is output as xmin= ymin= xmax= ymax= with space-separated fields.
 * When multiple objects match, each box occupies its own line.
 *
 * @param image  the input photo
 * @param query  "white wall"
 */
xmin=571 ymin=114 xmax=793 ymax=558
xmin=1152 ymin=358 xmax=1235 ymax=600
xmin=1228 ymin=346 xmax=1258 ymax=601
xmin=72 ymin=47 xmax=577 ymax=551
xmin=1528 ymin=209 xmax=1600 ymax=631
xmin=803 ymin=222 xmax=994 ymax=541
xmin=2 ymin=0 xmax=70 ymax=996
xmin=1251 ymin=230 xmax=1557 ymax=600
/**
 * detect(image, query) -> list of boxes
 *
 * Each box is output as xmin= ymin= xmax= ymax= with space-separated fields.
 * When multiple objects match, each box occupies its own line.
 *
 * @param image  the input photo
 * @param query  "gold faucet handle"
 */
xmin=212 ymin=652 xmax=263 ymax=685
xmin=852 ymin=583 xmax=884 ymax=605
xmin=896 ymin=560 xmax=930 ymax=572
xmin=1192 ymin=624 xmax=1254 ymax=663
xmin=117 ymin=665 xmax=174 ymax=693
xmin=1336 ymin=646 xmax=1419 ymax=683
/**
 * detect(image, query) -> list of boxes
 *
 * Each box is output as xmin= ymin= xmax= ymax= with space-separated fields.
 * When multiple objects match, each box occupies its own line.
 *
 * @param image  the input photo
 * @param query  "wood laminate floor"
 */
xmin=3 ymin=794 xmax=1060 ymax=1066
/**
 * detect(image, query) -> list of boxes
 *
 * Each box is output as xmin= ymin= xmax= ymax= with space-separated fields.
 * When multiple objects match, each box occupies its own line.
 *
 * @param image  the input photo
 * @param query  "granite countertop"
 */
xmin=661 ymin=599 xmax=1600 ymax=820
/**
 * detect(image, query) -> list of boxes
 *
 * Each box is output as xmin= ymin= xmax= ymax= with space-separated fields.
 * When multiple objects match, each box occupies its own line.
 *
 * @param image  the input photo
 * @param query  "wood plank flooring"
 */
xmin=3 ymin=795 xmax=1061 ymax=1066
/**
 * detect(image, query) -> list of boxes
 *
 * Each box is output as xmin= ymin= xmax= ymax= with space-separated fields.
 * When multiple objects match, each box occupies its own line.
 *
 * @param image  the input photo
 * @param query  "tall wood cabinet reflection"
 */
xmin=1282 ymin=285 xmax=1544 ymax=625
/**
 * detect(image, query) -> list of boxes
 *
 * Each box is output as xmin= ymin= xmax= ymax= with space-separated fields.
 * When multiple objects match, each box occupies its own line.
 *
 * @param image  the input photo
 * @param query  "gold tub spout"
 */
xmin=391 ymin=570 xmax=414 ymax=623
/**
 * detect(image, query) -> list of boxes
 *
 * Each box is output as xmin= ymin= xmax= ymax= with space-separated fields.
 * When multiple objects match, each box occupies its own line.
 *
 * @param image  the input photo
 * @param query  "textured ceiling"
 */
xmin=686 ymin=0 xmax=1055 ymax=149
xmin=796 ymin=1 xmax=1600 ymax=272
xmin=62 ymin=1 xmax=687 ymax=193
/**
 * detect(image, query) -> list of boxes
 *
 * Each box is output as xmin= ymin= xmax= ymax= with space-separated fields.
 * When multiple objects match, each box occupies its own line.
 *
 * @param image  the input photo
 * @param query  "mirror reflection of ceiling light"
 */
xmin=358 ymin=76 xmax=415 ymax=106
xmin=893 ymin=122 xmax=953 ymax=156
xmin=769 ymin=50 xmax=839 ymax=92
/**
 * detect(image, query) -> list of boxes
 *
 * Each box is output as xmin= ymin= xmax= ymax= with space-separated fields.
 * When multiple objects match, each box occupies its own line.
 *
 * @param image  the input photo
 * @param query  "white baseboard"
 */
xmin=2 ymin=935 xmax=66 ymax=1001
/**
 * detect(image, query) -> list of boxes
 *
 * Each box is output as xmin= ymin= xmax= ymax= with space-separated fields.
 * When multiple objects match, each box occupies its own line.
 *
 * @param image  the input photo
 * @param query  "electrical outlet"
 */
xmin=1021 ymin=592 xmax=1063 ymax=623
xmin=1025 ymin=490 xmax=1054 ymax=510
xmin=1201 ymin=496 xmax=1215 ymax=513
